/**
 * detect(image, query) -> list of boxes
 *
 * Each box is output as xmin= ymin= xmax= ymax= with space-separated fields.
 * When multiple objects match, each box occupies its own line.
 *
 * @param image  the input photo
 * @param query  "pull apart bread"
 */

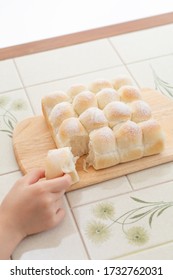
xmin=42 ymin=77 xmax=165 ymax=184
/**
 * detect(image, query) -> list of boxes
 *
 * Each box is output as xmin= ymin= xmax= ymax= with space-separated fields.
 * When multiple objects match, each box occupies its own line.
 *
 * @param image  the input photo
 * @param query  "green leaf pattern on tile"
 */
xmin=0 ymin=96 xmax=27 ymax=138
xmin=151 ymin=66 xmax=173 ymax=98
xmin=85 ymin=198 xmax=173 ymax=246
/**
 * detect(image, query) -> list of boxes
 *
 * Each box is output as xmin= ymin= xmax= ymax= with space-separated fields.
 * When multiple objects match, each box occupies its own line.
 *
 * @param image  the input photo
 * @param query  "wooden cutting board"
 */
xmin=13 ymin=89 xmax=173 ymax=192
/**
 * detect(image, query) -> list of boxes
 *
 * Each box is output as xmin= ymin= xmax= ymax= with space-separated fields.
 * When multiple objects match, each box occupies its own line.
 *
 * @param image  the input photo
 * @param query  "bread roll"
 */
xmin=96 ymin=88 xmax=120 ymax=109
xmin=66 ymin=84 xmax=87 ymax=100
xmin=118 ymin=85 xmax=142 ymax=103
xmin=112 ymin=76 xmax=133 ymax=90
xmin=56 ymin=117 xmax=89 ymax=156
xmin=45 ymin=148 xmax=79 ymax=184
xmin=130 ymin=100 xmax=152 ymax=123
xmin=103 ymin=101 xmax=131 ymax=128
xmin=86 ymin=127 xmax=119 ymax=170
xmin=139 ymin=119 xmax=165 ymax=156
xmin=49 ymin=102 xmax=77 ymax=134
xmin=89 ymin=79 xmax=113 ymax=93
xmin=73 ymin=90 xmax=97 ymax=115
xmin=42 ymin=91 xmax=70 ymax=118
xmin=114 ymin=120 xmax=143 ymax=162
xmin=79 ymin=107 xmax=108 ymax=133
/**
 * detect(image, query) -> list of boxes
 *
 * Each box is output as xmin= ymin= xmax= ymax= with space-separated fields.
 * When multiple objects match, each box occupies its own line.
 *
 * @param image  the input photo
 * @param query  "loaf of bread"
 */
xmin=49 ymin=102 xmax=77 ymax=137
xmin=73 ymin=90 xmax=97 ymax=115
xmin=139 ymin=119 xmax=165 ymax=156
xmin=96 ymin=88 xmax=120 ymax=109
xmin=103 ymin=101 xmax=131 ymax=128
xmin=118 ymin=85 xmax=142 ymax=103
xmin=130 ymin=100 xmax=152 ymax=123
xmin=56 ymin=117 xmax=89 ymax=156
xmin=112 ymin=76 xmax=133 ymax=90
xmin=42 ymin=91 xmax=70 ymax=118
xmin=45 ymin=147 xmax=79 ymax=184
xmin=42 ymin=77 xmax=165 ymax=179
xmin=89 ymin=79 xmax=113 ymax=93
xmin=66 ymin=84 xmax=87 ymax=100
xmin=79 ymin=107 xmax=108 ymax=133
xmin=113 ymin=120 xmax=143 ymax=162
xmin=86 ymin=127 xmax=120 ymax=169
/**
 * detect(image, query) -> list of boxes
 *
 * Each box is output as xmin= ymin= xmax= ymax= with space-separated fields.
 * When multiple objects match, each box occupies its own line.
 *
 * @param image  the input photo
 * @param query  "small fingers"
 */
xmin=41 ymin=174 xmax=72 ymax=193
xmin=53 ymin=208 xmax=66 ymax=227
xmin=19 ymin=169 xmax=45 ymax=186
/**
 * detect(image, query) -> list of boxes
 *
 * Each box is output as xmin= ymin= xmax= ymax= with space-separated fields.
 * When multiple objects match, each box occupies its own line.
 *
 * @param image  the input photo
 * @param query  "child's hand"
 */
xmin=0 ymin=169 xmax=71 ymax=259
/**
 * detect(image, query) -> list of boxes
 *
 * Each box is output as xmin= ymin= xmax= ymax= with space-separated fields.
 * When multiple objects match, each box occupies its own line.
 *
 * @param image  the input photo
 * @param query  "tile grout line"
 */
xmin=107 ymin=36 xmax=173 ymax=64
xmin=13 ymin=64 xmax=123 ymax=90
xmin=65 ymin=194 xmax=91 ymax=260
xmin=123 ymin=52 xmax=173 ymax=66
xmin=0 ymin=87 xmax=23 ymax=95
xmin=125 ymin=175 xmax=135 ymax=191
xmin=107 ymin=38 xmax=141 ymax=87
xmin=111 ymin=239 xmax=173 ymax=260
xmin=12 ymin=59 xmax=36 ymax=116
xmin=127 ymin=177 xmax=173 ymax=193
xmin=70 ymin=188 xmax=135 ymax=210
xmin=69 ymin=176 xmax=173 ymax=210
xmin=0 ymin=169 xmax=21 ymax=177
xmin=107 ymin=37 xmax=173 ymax=87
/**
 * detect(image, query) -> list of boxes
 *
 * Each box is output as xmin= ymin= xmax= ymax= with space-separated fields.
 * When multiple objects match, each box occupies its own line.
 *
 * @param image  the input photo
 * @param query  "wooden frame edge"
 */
xmin=0 ymin=12 xmax=173 ymax=60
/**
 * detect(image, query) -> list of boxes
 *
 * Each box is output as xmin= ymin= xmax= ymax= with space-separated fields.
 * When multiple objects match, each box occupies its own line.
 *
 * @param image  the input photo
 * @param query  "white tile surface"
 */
xmin=13 ymin=198 xmax=88 ymax=260
xmin=119 ymin=242 xmax=173 ymax=260
xmin=67 ymin=176 xmax=132 ymax=208
xmin=15 ymin=39 xmax=122 ymax=87
xmin=0 ymin=171 xmax=22 ymax=203
xmin=127 ymin=162 xmax=173 ymax=190
xmin=0 ymin=59 xmax=22 ymax=93
xmin=127 ymin=55 xmax=173 ymax=89
xmin=110 ymin=24 xmax=173 ymax=63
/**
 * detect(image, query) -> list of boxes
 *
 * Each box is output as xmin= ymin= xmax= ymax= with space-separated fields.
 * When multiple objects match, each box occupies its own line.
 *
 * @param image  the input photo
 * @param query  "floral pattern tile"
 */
xmin=127 ymin=55 xmax=173 ymax=89
xmin=0 ymin=90 xmax=34 ymax=174
xmin=73 ymin=181 xmax=173 ymax=259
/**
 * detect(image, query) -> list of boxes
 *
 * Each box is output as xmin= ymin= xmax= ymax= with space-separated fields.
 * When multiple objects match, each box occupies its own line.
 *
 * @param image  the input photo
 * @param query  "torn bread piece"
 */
xmin=86 ymin=127 xmax=120 ymax=170
xmin=45 ymin=147 xmax=79 ymax=184
xmin=56 ymin=117 xmax=89 ymax=156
